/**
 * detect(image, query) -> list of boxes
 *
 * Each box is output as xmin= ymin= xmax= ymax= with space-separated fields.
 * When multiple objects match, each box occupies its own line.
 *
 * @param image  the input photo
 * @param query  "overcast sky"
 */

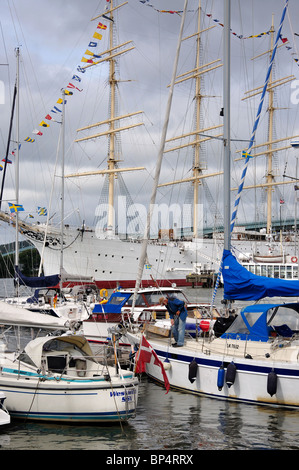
xmin=0 ymin=0 xmax=299 ymax=242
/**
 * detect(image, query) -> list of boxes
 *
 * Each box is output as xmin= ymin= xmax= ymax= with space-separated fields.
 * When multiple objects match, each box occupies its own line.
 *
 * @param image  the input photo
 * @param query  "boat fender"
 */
xmin=188 ymin=359 xmax=198 ymax=384
xmin=226 ymin=361 xmax=237 ymax=388
xmin=267 ymin=369 xmax=277 ymax=397
xmin=199 ymin=320 xmax=210 ymax=332
xmin=163 ymin=358 xmax=171 ymax=371
xmin=217 ymin=364 xmax=225 ymax=391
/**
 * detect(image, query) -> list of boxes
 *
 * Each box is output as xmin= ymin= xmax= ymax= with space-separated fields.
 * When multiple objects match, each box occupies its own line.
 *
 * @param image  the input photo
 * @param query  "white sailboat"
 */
xmin=0 ymin=331 xmax=138 ymax=423
xmin=125 ymin=0 xmax=299 ymax=409
xmin=0 ymin=393 xmax=10 ymax=426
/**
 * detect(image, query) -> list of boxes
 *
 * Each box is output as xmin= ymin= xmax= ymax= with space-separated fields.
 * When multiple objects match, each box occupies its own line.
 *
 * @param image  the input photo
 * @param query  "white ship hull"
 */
xmin=21 ymin=224 xmax=219 ymax=288
xmin=19 ymin=219 xmax=298 ymax=287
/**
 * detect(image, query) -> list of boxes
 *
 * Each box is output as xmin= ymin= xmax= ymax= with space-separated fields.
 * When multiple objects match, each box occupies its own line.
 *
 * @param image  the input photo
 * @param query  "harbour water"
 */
xmin=2 ymin=378 xmax=299 ymax=452
xmin=0 ymin=281 xmax=299 ymax=452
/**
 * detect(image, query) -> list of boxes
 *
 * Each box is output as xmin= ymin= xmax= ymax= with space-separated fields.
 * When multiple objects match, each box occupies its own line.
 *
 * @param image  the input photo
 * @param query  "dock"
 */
xmin=186 ymin=271 xmax=222 ymax=288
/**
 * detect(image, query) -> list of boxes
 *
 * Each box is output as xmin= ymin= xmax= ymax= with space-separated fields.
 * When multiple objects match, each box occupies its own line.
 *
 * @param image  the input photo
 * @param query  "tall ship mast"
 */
xmin=157 ymin=0 xmax=223 ymax=238
xmin=1 ymin=1 xmax=298 ymax=288
xmin=0 ymin=1 xmax=206 ymax=289
xmin=67 ymin=0 xmax=145 ymax=238
xmin=239 ymin=15 xmax=298 ymax=235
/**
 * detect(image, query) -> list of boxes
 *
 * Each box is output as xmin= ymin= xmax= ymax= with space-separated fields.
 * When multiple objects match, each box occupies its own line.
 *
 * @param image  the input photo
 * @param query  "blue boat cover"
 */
xmin=221 ymin=303 xmax=299 ymax=341
xmin=93 ymin=291 xmax=132 ymax=313
xmin=221 ymin=304 xmax=272 ymax=341
xmin=223 ymin=250 xmax=299 ymax=300
xmin=15 ymin=266 xmax=60 ymax=288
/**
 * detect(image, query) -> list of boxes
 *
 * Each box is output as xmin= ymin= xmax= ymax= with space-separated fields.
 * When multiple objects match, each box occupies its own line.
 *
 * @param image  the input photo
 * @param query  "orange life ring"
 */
xmin=100 ymin=288 xmax=108 ymax=299
xmin=291 ymin=256 xmax=298 ymax=263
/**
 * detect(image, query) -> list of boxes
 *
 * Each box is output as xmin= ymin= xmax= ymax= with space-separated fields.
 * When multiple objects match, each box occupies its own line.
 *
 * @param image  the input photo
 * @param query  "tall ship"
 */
xmin=1 ymin=1 xmax=298 ymax=288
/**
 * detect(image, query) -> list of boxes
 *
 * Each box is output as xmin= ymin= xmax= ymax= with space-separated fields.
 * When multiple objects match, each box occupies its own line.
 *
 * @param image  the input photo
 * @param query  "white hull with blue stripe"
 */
xmin=146 ymin=344 xmax=299 ymax=408
xmin=126 ymin=302 xmax=299 ymax=409
xmin=0 ymin=334 xmax=138 ymax=423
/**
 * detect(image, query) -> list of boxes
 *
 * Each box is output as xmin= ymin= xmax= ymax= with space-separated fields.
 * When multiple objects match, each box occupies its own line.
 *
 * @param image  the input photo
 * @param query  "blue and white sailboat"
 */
xmin=0 ymin=333 xmax=138 ymax=423
xmin=126 ymin=0 xmax=299 ymax=409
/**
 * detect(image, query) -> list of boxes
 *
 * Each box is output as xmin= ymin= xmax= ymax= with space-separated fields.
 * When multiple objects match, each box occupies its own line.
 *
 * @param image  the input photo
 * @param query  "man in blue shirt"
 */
xmin=159 ymin=296 xmax=187 ymax=347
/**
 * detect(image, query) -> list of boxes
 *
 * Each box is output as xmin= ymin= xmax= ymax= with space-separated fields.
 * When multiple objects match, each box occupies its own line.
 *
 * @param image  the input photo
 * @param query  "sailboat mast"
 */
xmin=223 ymin=0 xmax=231 ymax=251
xmin=60 ymin=90 xmax=66 ymax=289
xmin=266 ymin=15 xmax=275 ymax=234
xmin=15 ymin=46 xmax=20 ymax=273
xmin=107 ymin=0 xmax=116 ymax=234
xmin=210 ymin=0 xmax=231 ymax=309
xmin=131 ymin=0 xmax=188 ymax=311
xmin=193 ymin=1 xmax=201 ymax=238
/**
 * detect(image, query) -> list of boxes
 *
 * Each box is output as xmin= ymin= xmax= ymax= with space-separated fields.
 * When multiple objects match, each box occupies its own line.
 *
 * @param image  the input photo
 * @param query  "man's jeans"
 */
xmin=172 ymin=315 xmax=186 ymax=346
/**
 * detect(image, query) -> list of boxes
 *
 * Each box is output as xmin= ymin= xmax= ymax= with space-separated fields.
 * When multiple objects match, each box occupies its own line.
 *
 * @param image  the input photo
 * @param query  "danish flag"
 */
xmin=135 ymin=335 xmax=170 ymax=393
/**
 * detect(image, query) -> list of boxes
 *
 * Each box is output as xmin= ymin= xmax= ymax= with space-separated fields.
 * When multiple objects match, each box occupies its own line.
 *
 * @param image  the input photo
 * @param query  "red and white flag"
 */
xmin=32 ymin=129 xmax=43 ymax=136
xmin=135 ymin=335 xmax=170 ymax=393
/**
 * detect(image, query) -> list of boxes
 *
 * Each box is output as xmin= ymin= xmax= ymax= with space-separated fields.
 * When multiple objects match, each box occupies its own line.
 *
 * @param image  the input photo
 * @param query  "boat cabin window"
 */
xmin=126 ymin=294 xmax=147 ymax=307
xmin=143 ymin=293 xmax=162 ymax=305
xmin=144 ymin=291 xmax=187 ymax=305
xmin=243 ymin=312 xmax=259 ymax=328
xmin=47 ymin=355 xmax=68 ymax=374
xmin=125 ymin=290 xmax=187 ymax=307
xmin=267 ymin=306 xmax=299 ymax=332
xmin=42 ymin=339 xmax=85 ymax=356
xmin=167 ymin=291 xmax=187 ymax=302
xmin=109 ymin=295 xmax=128 ymax=306
xmin=222 ymin=314 xmax=250 ymax=336
xmin=17 ymin=352 xmax=37 ymax=367
xmin=0 ymin=326 xmax=63 ymax=353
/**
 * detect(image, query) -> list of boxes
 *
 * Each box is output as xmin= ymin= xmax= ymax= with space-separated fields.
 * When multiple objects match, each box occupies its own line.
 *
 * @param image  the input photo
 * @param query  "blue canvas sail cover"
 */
xmin=15 ymin=266 xmax=60 ymax=288
xmin=223 ymin=250 xmax=299 ymax=300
